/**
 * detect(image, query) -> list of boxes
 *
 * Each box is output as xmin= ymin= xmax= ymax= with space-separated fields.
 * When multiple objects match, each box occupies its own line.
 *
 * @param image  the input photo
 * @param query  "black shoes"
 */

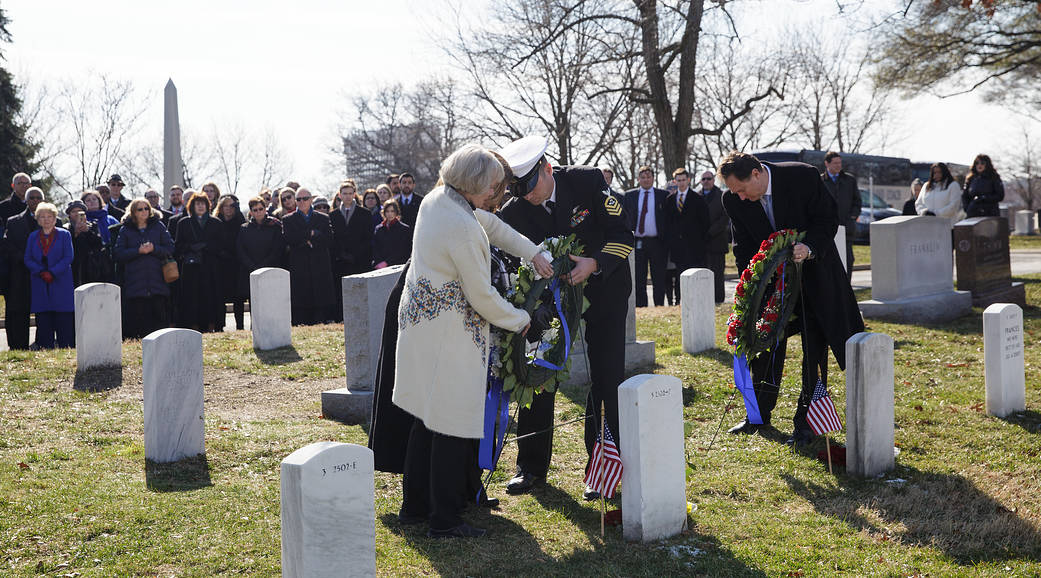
xmin=478 ymin=496 xmax=500 ymax=509
xmin=582 ymin=486 xmax=601 ymax=501
xmin=428 ymin=522 xmax=487 ymax=539
xmin=397 ymin=510 xmax=426 ymax=526
xmin=786 ymin=428 xmax=815 ymax=446
xmin=505 ymin=472 xmax=544 ymax=495
xmin=727 ymin=419 xmax=768 ymax=435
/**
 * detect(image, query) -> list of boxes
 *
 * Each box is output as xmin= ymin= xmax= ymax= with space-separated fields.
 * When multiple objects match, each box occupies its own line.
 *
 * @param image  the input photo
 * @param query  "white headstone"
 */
xmin=142 ymin=328 xmax=204 ymax=463
xmin=281 ymin=442 xmax=375 ymax=578
xmin=249 ymin=267 xmax=292 ymax=351
xmin=845 ymin=332 xmax=894 ymax=477
xmin=858 ymin=215 xmax=971 ymax=323
xmin=1013 ymin=210 xmax=1035 ymax=236
xmin=983 ymin=303 xmax=1026 ymax=418
xmin=74 ymin=282 xmax=122 ymax=371
xmin=834 ymin=225 xmax=847 ymax=271
xmin=321 ymin=265 xmax=405 ymax=424
xmin=680 ymin=268 xmax=715 ymax=354
xmin=618 ymin=374 xmax=686 ymax=542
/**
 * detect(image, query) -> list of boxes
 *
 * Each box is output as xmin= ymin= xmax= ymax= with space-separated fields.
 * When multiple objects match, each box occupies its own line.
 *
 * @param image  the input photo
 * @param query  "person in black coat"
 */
xmin=114 ymin=199 xmax=175 ymax=339
xmin=175 ymin=192 xmax=223 ymax=332
xmin=962 ymin=153 xmax=1004 ymax=218
xmin=623 ymin=166 xmax=670 ymax=307
xmin=372 ymin=199 xmax=412 ymax=269
xmin=720 ymin=151 xmax=864 ymax=446
xmin=903 ymin=179 xmax=922 ymax=216
xmin=282 ymin=188 xmax=334 ymax=325
xmin=3 ymin=187 xmax=45 ymax=349
xmin=213 ymin=195 xmax=247 ymax=331
xmin=330 ymin=181 xmax=374 ymax=322
xmin=238 ymin=197 xmax=286 ymax=300
xmin=821 ymin=151 xmax=862 ymax=280
xmin=662 ymin=168 xmax=710 ymax=303
xmin=396 ymin=172 xmax=424 ymax=229
xmin=497 ymin=136 xmax=634 ymax=498
xmin=64 ymin=201 xmax=107 ymax=287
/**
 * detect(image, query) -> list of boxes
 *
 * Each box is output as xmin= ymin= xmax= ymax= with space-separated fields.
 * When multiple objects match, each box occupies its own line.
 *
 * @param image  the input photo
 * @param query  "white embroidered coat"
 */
xmin=393 ymin=186 xmax=538 ymax=438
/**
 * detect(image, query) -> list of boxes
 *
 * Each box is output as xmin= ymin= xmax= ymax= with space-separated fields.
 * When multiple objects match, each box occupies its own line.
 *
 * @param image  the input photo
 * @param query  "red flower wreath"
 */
xmin=726 ymin=229 xmax=806 ymax=359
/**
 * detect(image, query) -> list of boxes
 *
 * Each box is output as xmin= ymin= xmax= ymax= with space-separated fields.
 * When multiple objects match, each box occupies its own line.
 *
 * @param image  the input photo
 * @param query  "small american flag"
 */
xmin=806 ymin=378 xmax=843 ymax=435
xmin=584 ymin=423 xmax=623 ymax=498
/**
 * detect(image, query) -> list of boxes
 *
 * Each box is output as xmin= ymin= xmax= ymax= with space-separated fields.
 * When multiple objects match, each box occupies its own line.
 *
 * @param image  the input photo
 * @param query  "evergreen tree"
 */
xmin=0 ymin=7 xmax=39 ymax=200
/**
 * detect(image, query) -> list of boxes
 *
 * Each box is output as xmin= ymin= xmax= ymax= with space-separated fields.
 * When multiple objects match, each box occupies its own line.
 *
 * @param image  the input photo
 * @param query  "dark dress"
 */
xmin=4 ymin=210 xmax=38 ymax=349
xmin=237 ymin=215 xmax=286 ymax=299
xmin=330 ymin=204 xmax=375 ymax=322
xmin=372 ymin=219 xmax=412 ymax=268
xmin=215 ymin=211 xmax=247 ymax=330
xmin=175 ymin=215 xmax=223 ymax=330
xmin=963 ymin=174 xmax=1004 ymax=218
xmin=282 ymin=208 xmax=334 ymax=325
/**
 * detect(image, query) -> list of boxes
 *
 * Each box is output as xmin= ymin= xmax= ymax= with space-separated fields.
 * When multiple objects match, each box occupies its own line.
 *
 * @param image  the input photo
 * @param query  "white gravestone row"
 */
xmin=618 ymin=374 xmax=686 ymax=542
xmin=858 ymin=215 xmax=971 ymax=323
xmin=1013 ymin=210 xmax=1035 ymax=236
xmin=142 ymin=328 xmax=205 ymax=463
xmin=983 ymin=303 xmax=1026 ymax=418
xmin=74 ymin=282 xmax=122 ymax=371
xmin=680 ymin=268 xmax=715 ymax=354
xmin=281 ymin=442 xmax=375 ymax=578
xmin=249 ymin=267 xmax=292 ymax=351
xmin=845 ymin=332 xmax=895 ymax=478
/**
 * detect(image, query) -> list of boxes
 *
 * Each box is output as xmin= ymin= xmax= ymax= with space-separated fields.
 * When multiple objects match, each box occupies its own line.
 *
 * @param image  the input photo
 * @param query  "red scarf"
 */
xmin=37 ymin=229 xmax=56 ymax=256
xmin=381 ymin=216 xmax=400 ymax=228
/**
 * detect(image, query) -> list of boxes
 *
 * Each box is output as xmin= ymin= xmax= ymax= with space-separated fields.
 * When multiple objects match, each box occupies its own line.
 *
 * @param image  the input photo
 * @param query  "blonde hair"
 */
xmin=122 ymin=198 xmax=161 ymax=224
xmin=33 ymin=202 xmax=58 ymax=219
xmin=439 ymin=144 xmax=504 ymax=197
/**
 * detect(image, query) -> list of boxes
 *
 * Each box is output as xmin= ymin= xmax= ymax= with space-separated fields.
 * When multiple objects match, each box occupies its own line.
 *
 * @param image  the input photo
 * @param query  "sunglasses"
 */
xmin=27 ymin=196 xmax=43 ymax=201
xmin=134 ymin=207 xmax=150 ymax=212
xmin=701 ymin=177 xmax=714 ymax=181
xmin=296 ymin=196 xmax=311 ymax=201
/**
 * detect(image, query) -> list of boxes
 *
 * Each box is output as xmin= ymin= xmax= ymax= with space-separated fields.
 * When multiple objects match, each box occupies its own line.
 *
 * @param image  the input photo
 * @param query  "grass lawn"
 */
xmin=2 ymin=277 xmax=1041 ymax=576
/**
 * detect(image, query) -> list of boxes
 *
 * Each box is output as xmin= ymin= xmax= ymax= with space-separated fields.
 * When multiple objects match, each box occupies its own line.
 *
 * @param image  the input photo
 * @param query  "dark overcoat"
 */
xmin=330 ymin=203 xmax=374 ymax=277
xmin=214 ymin=211 xmax=246 ymax=302
xmin=282 ymin=209 xmax=334 ymax=309
xmin=175 ymin=214 xmax=223 ymax=328
xmin=723 ymin=161 xmax=864 ymax=368
xmin=237 ymin=216 xmax=286 ymax=298
xmin=662 ymin=189 xmax=709 ymax=268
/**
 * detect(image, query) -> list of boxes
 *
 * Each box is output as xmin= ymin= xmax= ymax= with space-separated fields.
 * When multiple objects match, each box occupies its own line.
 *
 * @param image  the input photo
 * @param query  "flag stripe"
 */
xmin=807 ymin=394 xmax=842 ymax=435
xmin=583 ymin=424 xmax=623 ymax=498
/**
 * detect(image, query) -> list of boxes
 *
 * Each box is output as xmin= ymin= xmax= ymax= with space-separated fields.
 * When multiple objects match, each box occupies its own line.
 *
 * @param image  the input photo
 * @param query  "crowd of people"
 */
xmin=0 ymin=172 xmax=422 ymax=349
xmin=903 ymin=153 xmax=1006 ymax=223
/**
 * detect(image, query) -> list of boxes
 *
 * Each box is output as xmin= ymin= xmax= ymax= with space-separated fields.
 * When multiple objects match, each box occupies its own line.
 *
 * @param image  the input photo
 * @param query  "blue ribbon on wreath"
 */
xmin=531 ymin=278 xmax=572 ymax=371
xmin=732 ymin=261 xmax=788 ymax=425
xmin=479 ymin=363 xmax=511 ymax=471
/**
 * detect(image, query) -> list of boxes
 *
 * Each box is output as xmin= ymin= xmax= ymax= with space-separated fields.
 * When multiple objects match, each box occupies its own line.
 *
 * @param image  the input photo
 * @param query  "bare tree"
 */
xmin=212 ymin=122 xmax=254 ymax=196
xmin=1005 ymin=128 xmax=1041 ymax=211
xmin=257 ymin=128 xmax=293 ymax=191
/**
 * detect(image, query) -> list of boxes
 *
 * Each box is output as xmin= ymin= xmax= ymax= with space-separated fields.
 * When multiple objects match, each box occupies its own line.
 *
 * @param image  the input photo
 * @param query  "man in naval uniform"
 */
xmin=497 ymin=136 xmax=634 ymax=500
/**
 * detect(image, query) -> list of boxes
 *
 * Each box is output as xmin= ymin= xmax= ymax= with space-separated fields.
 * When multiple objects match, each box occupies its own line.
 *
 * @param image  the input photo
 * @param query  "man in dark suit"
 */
xmin=144 ymin=189 xmax=172 ymax=226
xmin=663 ymin=168 xmax=709 ymax=303
xmin=96 ymin=185 xmax=124 ymax=221
xmin=106 ymin=174 xmax=131 ymax=211
xmin=397 ymin=172 xmax=423 ymax=229
xmin=720 ymin=151 xmax=864 ymax=445
xmin=330 ymin=180 xmax=374 ymax=322
xmin=4 ymin=187 xmax=45 ymax=349
xmin=699 ymin=170 xmax=731 ymax=303
xmin=498 ymin=135 xmax=634 ymax=500
xmin=282 ymin=188 xmax=334 ymax=325
xmin=821 ymin=151 xmax=860 ymax=280
xmin=623 ymin=166 xmax=669 ymax=307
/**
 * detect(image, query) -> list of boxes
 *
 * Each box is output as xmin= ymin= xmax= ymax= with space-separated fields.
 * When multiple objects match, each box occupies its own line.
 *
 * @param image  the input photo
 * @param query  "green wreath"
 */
xmin=499 ymin=235 xmax=589 ymax=408
xmin=726 ymin=229 xmax=805 ymax=359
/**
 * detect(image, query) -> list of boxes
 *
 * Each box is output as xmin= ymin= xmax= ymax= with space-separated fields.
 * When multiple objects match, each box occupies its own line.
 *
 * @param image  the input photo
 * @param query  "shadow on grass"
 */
xmin=1001 ymin=409 xmax=1041 ymax=434
xmin=254 ymin=345 xmax=303 ymax=365
xmin=145 ymin=454 xmax=212 ymax=492
xmin=782 ymin=466 xmax=1041 ymax=565
xmin=72 ymin=365 xmax=123 ymax=392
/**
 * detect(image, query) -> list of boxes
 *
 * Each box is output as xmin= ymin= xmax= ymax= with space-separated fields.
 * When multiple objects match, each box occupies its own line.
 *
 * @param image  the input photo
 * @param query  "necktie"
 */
xmin=545 ymin=200 xmax=555 ymax=214
xmin=761 ymin=195 xmax=776 ymax=230
xmin=638 ymin=190 xmax=650 ymax=235
xmin=677 ymin=193 xmax=684 ymax=211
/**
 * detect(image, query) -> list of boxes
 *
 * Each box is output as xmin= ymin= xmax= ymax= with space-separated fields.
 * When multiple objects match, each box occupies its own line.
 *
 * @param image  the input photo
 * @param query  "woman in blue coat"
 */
xmin=114 ymin=199 xmax=175 ymax=339
xmin=24 ymin=202 xmax=75 ymax=349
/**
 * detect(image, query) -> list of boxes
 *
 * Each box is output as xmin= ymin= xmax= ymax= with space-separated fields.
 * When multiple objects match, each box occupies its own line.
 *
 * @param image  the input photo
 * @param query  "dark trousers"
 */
xmin=748 ymin=301 xmax=830 ymax=430
xmin=291 ymin=306 xmax=324 ymax=326
xmin=34 ymin=311 xmax=74 ymax=349
xmin=634 ymin=236 xmax=666 ymax=307
xmin=708 ymin=251 xmax=726 ymax=303
xmin=515 ymin=273 xmax=629 ymax=477
xmin=5 ymin=306 xmax=30 ymax=350
xmin=126 ymin=296 xmax=170 ymax=339
xmin=401 ymin=419 xmax=470 ymax=530
xmin=845 ymin=240 xmax=855 ymax=282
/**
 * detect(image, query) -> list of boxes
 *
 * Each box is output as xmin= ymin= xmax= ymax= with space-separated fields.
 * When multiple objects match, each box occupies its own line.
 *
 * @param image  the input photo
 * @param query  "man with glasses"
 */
xmin=107 ymin=174 xmax=131 ymax=211
xmin=144 ymin=189 xmax=172 ymax=226
xmin=4 ymin=187 xmax=49 ymax=349
xmin=698 ymin=170 xmax=730 ymax=304
xmin=95 ymin=184 xmax=124 ymax=221
xmin=1 ymin=173 xmax=32 ymax=223
xmin=282 ymin=188 xmax=334 ymax=325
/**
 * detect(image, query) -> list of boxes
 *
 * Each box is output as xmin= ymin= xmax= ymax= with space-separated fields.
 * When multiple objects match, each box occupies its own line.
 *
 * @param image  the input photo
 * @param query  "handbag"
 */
xmin=162 ymin=258 xmax=180 ymax=283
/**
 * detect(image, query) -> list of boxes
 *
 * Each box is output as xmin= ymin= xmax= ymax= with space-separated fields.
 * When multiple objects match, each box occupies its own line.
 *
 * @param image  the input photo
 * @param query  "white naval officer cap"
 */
xmin=498 ymin=135 xmax=549 ymax=198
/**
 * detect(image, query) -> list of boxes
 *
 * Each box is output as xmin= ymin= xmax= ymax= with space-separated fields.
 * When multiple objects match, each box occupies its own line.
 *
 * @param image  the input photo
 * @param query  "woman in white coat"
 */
xmin=393 ymin=144 xmax=552 ymax=538
xmin=916 ymin=162 xmax=966 ymax=222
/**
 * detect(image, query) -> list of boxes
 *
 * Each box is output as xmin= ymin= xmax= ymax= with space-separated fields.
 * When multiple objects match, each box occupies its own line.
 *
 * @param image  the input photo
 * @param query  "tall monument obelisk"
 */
xmin=163 ymin=79 xmax=185 ymax=206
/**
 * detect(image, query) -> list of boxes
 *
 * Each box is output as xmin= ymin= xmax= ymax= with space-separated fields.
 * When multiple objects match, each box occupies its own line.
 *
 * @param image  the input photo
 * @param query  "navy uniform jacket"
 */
xmin=499 ymin=165 xmax=634 ymax=286
xmin=722 ymin=161 xmax=863 ymax=367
